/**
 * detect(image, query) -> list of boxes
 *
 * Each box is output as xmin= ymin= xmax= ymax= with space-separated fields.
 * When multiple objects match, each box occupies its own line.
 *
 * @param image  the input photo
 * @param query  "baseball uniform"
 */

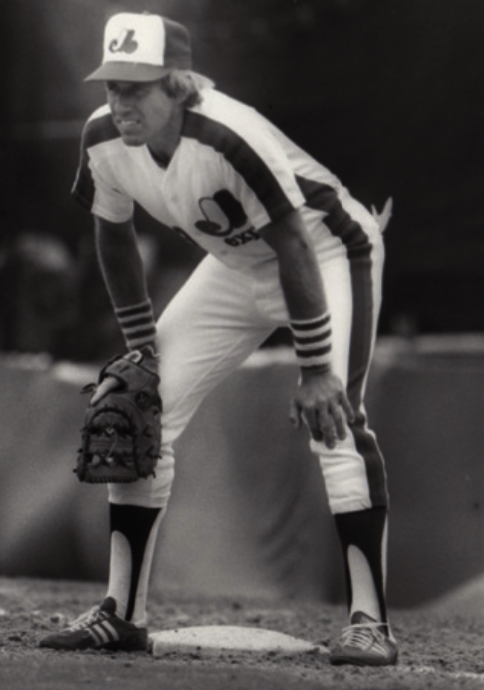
xmin=73 ymin=86 xmax=387 ymax=515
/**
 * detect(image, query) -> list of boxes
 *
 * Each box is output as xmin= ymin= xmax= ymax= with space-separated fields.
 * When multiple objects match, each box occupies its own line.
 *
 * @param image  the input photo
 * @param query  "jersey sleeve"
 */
xmin=184 ymin=104 xmax=306 ymax=231
xmin=71 ymin=110 xmax=134 ymax=223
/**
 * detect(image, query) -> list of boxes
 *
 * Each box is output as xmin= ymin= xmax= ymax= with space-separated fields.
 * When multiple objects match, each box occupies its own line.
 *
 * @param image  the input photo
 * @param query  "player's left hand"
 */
xmin=90 ymin=375 xmax=120 ymax=404
xmin=289 ymin=368 xmax=355 ymax=449
xmin=75 ymin=348 xmax=162 ymax=483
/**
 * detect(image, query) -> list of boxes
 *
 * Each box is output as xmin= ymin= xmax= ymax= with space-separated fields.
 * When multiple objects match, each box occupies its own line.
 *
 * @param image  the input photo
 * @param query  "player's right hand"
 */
xmin=289 ymin=368 xmax=354 ymax=449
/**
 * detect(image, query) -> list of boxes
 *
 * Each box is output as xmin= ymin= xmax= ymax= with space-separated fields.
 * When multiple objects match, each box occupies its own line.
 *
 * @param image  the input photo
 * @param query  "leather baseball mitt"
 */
xmin=75 ymin=347 xmax=162 ymax=483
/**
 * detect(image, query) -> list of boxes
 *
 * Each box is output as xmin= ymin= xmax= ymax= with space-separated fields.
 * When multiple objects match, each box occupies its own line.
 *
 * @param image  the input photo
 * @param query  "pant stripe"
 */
xmin=297 ymin=177 xmax=388 ymax=507
xmin=346 ymin=246 xmax=388 ymax=507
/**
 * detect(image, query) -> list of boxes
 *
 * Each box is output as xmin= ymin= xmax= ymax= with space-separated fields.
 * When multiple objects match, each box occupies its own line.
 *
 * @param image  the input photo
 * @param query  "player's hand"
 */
xmin=90 ymin=376 xmax=120 ymax=405
xmin=89 ymin=349 xmax=158 ymax=405
xmin=289 ymin=368 xmax=355 ymax=449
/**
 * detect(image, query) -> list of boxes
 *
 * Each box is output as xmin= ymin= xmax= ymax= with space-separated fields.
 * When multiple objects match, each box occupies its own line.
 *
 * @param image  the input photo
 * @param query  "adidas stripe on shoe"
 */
xmin=330 ymin=611 xmax=398 ymax=667
xmin=38 ymin=597 xmax=148 ymax=652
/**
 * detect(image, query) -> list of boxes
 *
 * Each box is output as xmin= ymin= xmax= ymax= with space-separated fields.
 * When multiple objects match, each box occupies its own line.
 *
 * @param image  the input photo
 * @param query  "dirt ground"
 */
xmin=0 ymin=576 xmax=483 ymax=690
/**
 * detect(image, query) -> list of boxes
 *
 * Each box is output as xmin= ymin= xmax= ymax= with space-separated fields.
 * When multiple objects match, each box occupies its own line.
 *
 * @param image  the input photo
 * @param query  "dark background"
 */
xmin=0 ymin=0 xmax=482 ymax=607
xmin=1 ymin=0 xmax=483 ymax=361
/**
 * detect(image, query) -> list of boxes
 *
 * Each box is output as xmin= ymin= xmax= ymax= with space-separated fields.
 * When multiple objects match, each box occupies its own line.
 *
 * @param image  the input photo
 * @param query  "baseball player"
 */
xmin=39 ymin=12 xmax=398 ymax=666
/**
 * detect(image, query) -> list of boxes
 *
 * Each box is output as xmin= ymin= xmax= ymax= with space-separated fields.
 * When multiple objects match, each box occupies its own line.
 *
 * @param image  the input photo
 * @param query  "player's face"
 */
xmin=105 ymin=80 xmax=180 ymax=149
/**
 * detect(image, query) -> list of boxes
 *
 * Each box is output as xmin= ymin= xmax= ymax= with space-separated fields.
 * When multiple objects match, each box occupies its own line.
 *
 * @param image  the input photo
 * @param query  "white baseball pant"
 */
xmin=108 ymin=203 xmax=388 ymax=516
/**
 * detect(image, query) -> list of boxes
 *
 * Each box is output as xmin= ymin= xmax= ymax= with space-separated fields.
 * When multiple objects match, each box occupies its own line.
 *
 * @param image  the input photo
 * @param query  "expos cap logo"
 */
xmin=109 ymin=28 xmax=139 ymax=55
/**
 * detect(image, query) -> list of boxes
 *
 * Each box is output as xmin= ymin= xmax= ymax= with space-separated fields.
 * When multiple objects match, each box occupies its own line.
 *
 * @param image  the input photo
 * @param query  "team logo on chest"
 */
xmin=194 ymin=190 xmax=260 ymax=247
xmin=109 ymin=29 xmax=138 ymax=54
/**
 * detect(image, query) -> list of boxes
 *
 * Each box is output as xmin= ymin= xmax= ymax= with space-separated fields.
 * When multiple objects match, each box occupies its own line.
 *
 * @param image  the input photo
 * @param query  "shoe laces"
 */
xmin=340 ymin=621 xmax=388 ymax=651
xmin=68 ymin=604 xmax=109 ymax=631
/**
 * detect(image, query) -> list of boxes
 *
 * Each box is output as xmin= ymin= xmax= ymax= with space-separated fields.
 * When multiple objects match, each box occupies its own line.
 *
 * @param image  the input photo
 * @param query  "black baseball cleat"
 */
xmin=38 ymin=597 xmax=149 ymax=652
xmin=330 ymin=611 xmax=398 ymax=666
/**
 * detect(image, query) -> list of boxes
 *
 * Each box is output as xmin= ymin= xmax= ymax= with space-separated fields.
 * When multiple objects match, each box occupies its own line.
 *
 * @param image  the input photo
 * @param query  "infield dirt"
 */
xmin=0 ymin=576 xmax=483 ymax=690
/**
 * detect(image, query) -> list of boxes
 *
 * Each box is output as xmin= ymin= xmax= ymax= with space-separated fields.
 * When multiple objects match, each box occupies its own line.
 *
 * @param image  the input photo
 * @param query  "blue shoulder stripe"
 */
xmin=296 ymin=175 xmax=371 ymax=257
xmin=71 ymin=112 xmax=120 ymax=211
xmin=83 ymin=111 xmax=120 ymax=148
xmin=182 ymin=110 xmax=294 ymax=222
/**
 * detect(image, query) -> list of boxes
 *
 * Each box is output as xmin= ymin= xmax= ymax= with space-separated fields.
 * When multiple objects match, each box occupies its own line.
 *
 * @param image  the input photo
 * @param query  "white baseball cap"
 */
xmin=85 ymin=13 xmax=192 ymax=82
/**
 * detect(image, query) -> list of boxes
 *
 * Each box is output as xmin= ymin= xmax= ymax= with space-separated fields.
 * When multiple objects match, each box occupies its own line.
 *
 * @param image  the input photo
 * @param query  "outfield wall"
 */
xmin=0 ymin=338 xmax=482 ymax=607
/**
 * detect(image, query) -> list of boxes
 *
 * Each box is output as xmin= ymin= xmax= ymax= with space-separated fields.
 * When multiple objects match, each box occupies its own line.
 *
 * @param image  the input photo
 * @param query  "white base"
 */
xmin=150 ymin=625 xmax=329 ymax=657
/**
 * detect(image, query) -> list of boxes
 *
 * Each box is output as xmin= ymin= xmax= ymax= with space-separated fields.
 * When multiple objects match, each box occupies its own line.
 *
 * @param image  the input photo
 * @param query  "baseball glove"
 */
xmin=75 ymin=347 xmax=162 ymax=483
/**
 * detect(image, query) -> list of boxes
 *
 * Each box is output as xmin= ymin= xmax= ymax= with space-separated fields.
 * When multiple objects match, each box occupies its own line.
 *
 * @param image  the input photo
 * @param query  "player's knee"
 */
xmin=108 ymin=453 xmax=175 ymax=509
xmin=312 ymin=437 xmax=373 ymax=514
xmin=154 ymin=453 xmax=176 ymax=506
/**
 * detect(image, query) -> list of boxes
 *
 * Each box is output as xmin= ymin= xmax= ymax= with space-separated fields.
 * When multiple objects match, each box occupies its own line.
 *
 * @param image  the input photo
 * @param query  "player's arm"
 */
xmin=259 ymin=209 xmax=354 ymax=448
xmin=92 ymin=215 xmax=158 ymax=403
xmin=94 ymin=215 xmax=150 ymax=308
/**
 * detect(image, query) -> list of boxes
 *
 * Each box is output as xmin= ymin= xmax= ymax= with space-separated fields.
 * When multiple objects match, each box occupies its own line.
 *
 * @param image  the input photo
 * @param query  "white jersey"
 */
xmin=73 ymin=88 xmax=378 ymax=272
